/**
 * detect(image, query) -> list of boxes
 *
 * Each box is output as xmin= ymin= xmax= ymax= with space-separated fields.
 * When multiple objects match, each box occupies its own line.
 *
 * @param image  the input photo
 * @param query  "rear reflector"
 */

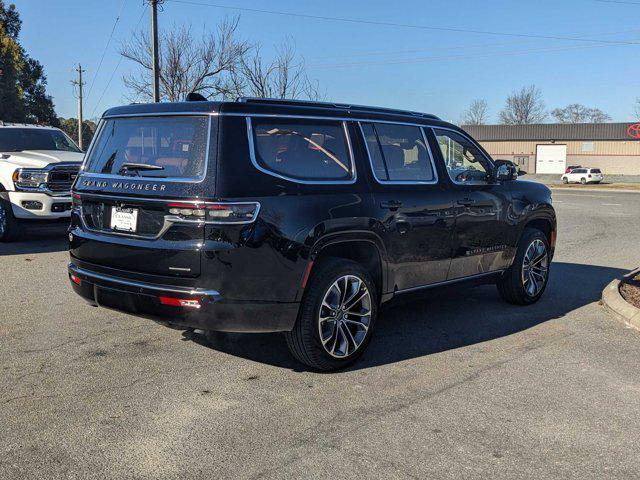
xmin=70 ymin=274 xmax=81 ymax=285
xmin=159 ymin=296 xmax=201 ymax=309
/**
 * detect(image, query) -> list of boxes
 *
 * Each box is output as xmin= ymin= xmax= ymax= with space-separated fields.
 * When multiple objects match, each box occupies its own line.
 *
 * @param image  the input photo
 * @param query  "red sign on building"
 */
xmin=627 ymin=123 xmax=640 ymax=139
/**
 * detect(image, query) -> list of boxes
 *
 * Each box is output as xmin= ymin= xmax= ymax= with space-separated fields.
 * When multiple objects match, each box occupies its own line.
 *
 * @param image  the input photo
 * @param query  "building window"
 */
xmin=582 ymin=142 xmax=595 ymax=152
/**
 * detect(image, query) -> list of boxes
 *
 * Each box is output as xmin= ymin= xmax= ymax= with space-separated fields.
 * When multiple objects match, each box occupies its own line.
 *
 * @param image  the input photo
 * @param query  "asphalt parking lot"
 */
xmin=2 ymin=189 xmax=640 ymax=479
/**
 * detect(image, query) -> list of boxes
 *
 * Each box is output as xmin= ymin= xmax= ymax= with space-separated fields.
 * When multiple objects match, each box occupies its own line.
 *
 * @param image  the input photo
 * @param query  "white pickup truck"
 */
xmin=0 ymin=123 xmax=84 ymax=241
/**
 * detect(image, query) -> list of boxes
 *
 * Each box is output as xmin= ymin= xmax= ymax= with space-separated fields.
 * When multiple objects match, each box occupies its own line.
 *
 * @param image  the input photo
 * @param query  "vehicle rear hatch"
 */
xmin=70 ymin=110 xmax=217 ymax=279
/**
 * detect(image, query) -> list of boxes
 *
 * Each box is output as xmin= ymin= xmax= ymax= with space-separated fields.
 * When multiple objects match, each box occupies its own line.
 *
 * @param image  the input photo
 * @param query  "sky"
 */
xmin=11 ymin=0 xmax=640 ymax=123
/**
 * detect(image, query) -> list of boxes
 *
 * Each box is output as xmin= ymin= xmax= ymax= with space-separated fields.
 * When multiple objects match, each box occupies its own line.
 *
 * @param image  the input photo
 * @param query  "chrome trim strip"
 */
xmin=245 ymin=116 xmax=357 ymax=185
xmin=69 ymin=263 xmax=220 ymax=298
xmin=395 ymin=270 xmax=504 ymax=294
xmin=357 ymin=122 xmax=440 ymax=185
xmin=76 ymin=197 xmax=261 ymax=240
xmin=80 ymin=115 xmax=213 ymax=184
xmin=430 ymin=126 xmax=496 ymax=186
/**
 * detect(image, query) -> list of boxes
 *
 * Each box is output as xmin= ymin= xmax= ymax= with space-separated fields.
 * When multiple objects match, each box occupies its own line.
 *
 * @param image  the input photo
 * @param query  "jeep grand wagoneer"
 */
xmin=69 ymin=98 xmax=556 ymax=370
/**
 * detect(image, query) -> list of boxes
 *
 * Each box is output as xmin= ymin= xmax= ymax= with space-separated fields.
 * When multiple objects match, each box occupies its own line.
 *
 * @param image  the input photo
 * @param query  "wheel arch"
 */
xmin=520 ymin=214 xmax=556 ymax=254
xmin=300 ymin=233 xmax=388 ymax=303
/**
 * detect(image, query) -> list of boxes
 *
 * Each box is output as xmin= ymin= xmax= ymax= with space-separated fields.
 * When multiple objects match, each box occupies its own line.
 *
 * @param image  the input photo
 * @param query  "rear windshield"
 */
xmin=0 ymin=128 xmax=81 ymax=153
xmin=590 ymin=169 xmax=601 ymax=173
xmin=84 ymin=116 xmax=210 ymax=179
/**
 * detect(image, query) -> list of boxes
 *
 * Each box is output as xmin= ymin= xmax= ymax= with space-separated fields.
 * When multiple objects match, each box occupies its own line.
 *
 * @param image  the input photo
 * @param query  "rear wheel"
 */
xmin=497 ymin=228 xmax=550 ymax=305
xmin=0 ymin=198 xmax=20 ymax=242
xmin=285 ymin=258 xmax=377 ymax=371
xmin=580 ymin=177 xmax=587 ymax=185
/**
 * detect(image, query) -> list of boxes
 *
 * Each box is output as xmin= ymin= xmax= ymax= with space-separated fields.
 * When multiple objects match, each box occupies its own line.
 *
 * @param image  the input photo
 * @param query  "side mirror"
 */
xmin=494 ymin=159 xmax=518 ymax=181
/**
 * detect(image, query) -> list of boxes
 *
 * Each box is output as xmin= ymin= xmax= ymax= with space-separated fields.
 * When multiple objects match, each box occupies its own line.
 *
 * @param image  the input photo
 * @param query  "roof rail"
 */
xmin=236 ymin=97 xmax=441 ymax=120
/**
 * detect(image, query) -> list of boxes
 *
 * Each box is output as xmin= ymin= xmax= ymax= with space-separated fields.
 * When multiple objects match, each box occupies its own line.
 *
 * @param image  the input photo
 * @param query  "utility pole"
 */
xmin=71 ymin=64 xmax=86 ymax=150
xmin=149 ymin=0 xmax=163 ymax=102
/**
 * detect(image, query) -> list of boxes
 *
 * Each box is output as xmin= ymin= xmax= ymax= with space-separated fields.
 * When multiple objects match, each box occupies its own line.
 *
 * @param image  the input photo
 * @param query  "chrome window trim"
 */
xmin=430 ymin=126 xmax=495 ymax=186
xmin=245 ymin=116 xmax=357 ymax=185
xmin=357 ymin=122 xmax=439 ymax=186
xmin=80 ymin=115 xmax=213 ymax=184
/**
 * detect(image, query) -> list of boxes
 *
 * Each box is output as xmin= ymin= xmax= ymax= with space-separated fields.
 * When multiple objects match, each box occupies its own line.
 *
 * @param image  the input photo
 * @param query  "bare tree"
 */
xmin=499 ymin=85 xmax=547 ymax=125
xmin=551 ymin=103 xmax=611 ymax=123
xmin=635 ymin=98 xmax=640 ymax=118
xmin=222 ymin=38 xmax=324 ymax=101
xmin=461 ymin=99 xmax=489 ymax=125
xmin=120 ymin=17 xmax=250 ymax=102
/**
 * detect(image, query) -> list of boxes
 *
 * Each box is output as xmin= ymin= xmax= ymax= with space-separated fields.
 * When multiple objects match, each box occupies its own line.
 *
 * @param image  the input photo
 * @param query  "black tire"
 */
xmin=562 ymin=177 xmax=568 ymax=184
xmin=0 ymin=197 xmax=20 ymax=242
xmin=497 ymin=228 xmax=550 ymax=305
xmin=285 ymin=258 xmax=378 ymax=371
xmin=580 ymin=177 xmax=586 ymax=185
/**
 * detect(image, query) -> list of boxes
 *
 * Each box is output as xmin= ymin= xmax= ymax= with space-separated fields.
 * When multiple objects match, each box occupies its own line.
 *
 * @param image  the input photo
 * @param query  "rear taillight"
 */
xmin=70 ymin=273 xmax=81 ymax=285
xmin=72 ymin=193 xmax=82 ymax=208
xmin=167 ymin=202 xmax=260 ymax=224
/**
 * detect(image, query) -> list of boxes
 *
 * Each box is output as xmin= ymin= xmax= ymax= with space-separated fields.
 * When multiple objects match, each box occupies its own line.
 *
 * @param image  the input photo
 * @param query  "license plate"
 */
xmin=110 ymin=206 xmax=138 ymax=232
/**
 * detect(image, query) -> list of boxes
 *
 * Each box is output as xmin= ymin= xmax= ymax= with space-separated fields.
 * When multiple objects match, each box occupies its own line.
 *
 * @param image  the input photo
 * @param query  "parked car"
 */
xmin=565 ymin=165 xmax=582 ymax=174
xmin=68 ymin=98 xmax=557 ymax=370
xmin=561 ymin=167 xmax=603 ymax=184
xmin=0 ymin=123 xmax=84 ymax=241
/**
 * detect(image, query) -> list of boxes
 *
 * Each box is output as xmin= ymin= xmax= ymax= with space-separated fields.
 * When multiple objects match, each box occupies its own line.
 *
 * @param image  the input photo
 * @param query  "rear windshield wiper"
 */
xmin=118 ymin=163 xmax=165 ymax=176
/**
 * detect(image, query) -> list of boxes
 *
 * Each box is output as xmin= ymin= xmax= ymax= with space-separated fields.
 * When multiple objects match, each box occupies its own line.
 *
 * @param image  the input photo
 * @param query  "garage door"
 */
xmin=536 ymin=145 xmax=567 ymax=174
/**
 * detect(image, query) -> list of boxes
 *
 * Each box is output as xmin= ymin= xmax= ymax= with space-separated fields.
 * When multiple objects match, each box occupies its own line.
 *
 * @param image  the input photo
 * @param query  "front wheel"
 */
xmin=497 ymin=228 xmax=550 ymax=305
xmin=562 ymin=177 xmax=568 ymax=184
xmin=285 ymin=258 xmax=377 ymax=371
xmin=580 ymin=178 xmax=587 ymax=185
xmin=0 ymin=198 xmax=20 ymax=242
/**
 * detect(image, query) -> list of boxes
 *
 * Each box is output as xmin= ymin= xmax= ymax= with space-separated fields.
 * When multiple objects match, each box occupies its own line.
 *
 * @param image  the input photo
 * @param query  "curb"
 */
xmin=549 ymin=187 xmax=640 ymax=194
xmin=601 ymin=268 xmax=640 ymax=332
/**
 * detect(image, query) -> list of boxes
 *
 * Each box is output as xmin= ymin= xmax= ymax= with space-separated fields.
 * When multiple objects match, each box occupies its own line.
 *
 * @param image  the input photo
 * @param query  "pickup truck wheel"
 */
xmin=497 ymin=228 xmax=550 ymax=305
xmin=285 ymin=258 xmax=377 ymax=371
xmin=0 ymin=198 xmax=20 ymax=242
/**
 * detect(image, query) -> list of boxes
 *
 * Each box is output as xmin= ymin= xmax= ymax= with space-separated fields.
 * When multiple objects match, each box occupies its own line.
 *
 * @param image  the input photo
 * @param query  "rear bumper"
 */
xmin=68 ymin=262 xmax=299 ymax=333
xmin=9 ymin=192 xmax=72 ymax=219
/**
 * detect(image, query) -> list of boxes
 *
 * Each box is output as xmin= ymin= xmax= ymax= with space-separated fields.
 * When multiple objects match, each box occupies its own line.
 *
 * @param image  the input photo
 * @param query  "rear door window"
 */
xmin=85 ymin=116 xmax=210 ymax=179
xmin=249 ymin=118 xmax=354 ymax=182
xmin=361 ymin=122 xmax=436 ymax=183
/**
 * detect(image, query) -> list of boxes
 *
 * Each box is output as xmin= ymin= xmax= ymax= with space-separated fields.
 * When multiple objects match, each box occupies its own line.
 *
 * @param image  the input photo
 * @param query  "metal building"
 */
xmin=462 ymin=122 xmax=640 ymax=175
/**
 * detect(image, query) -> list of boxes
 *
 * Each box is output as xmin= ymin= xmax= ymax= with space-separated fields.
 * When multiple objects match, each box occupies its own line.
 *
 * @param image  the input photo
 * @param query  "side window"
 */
xmin=433 ymin=129 xmax=491 ymax=185
xmin=361 ymin=122 xmax=435 ymax=182
xmin=250 ymin=118 xmax=353 ymax=182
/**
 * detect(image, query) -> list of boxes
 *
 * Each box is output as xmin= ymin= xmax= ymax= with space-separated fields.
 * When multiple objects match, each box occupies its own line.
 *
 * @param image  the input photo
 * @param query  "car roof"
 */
xmin=0 ymin=122 xmax=60 ymax=130
xmin=101 ymin=98 xmax=459 ymax=131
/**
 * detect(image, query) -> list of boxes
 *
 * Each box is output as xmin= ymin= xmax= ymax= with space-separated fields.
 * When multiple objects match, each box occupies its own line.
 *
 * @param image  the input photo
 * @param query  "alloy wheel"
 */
xmin=318 ymin=274 xmax=372 ymax=358
xmin=521 ymin=239 xmax=549 ymax=297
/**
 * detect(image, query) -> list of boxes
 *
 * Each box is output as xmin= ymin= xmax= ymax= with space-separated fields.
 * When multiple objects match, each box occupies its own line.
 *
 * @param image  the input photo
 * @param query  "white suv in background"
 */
xmin=561 ymin=167 xmax=604 ymax=185
xmin=0 ymin=123 xmax=84 ymax=241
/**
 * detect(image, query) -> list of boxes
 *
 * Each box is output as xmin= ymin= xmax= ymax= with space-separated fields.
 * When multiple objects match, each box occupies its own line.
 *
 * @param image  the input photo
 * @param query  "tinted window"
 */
xmin=251 ymin=119 xmax=352 ymax=181
xmin=0 ymin=128 xmax=81 ymax=153
xmin=590 ymin=169 xmax=601 ymax=173
xmin=433 ymin=129 xmax=490 ymax=184
xmin=362 ymin=122 xmax=435 ymax=182
xmin=85 ymin=116 xmax=209 ymax=179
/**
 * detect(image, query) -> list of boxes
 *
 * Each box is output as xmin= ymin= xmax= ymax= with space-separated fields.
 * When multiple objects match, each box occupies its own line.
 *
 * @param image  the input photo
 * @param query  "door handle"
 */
xmin=380 ymin=200 xmax=403 ymax=211
xmin=456 ymin=198 xmax=475 ymax=207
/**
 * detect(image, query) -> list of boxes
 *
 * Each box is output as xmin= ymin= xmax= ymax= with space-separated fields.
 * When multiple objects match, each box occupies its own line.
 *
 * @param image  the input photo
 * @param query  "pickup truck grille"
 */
xmin=47 ymin=164 xmax=80 ymax=193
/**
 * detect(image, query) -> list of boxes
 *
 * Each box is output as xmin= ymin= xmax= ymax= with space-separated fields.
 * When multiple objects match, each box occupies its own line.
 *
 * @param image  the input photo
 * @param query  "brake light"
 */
xmin=166 ymin=201 xmax=260 ymax=224
xmin=70 ymin=274 xmax=81 ymax=285
xmin=72 ymin=193 xmax=82 ymax=208
xmin=159 ymin=296 xmax=201 ymax=309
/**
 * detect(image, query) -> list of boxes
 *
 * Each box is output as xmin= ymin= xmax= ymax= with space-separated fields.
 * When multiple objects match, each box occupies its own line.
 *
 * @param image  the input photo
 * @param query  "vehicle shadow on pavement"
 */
xmin=186 ymin=262 xmax=627 ymax=372
xmin=0 ymin=223 xmax=69 ymax=256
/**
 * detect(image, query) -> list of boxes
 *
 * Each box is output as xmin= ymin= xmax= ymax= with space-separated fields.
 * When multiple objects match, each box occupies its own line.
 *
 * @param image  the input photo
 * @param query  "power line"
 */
xmin=165 ymin=0 xmax=640 ymax=46
xmin=90 ymin=7 xmax=147 ymax=118
xmin=85 ymin=0 xmax=128 ymax=102
xmin=307 ymin=40 xmax=640 ymax=69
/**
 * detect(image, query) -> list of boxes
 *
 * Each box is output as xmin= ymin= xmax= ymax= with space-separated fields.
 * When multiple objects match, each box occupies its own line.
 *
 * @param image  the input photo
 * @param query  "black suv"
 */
xmin=69 ymin=98 xmax=556 ymax=370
